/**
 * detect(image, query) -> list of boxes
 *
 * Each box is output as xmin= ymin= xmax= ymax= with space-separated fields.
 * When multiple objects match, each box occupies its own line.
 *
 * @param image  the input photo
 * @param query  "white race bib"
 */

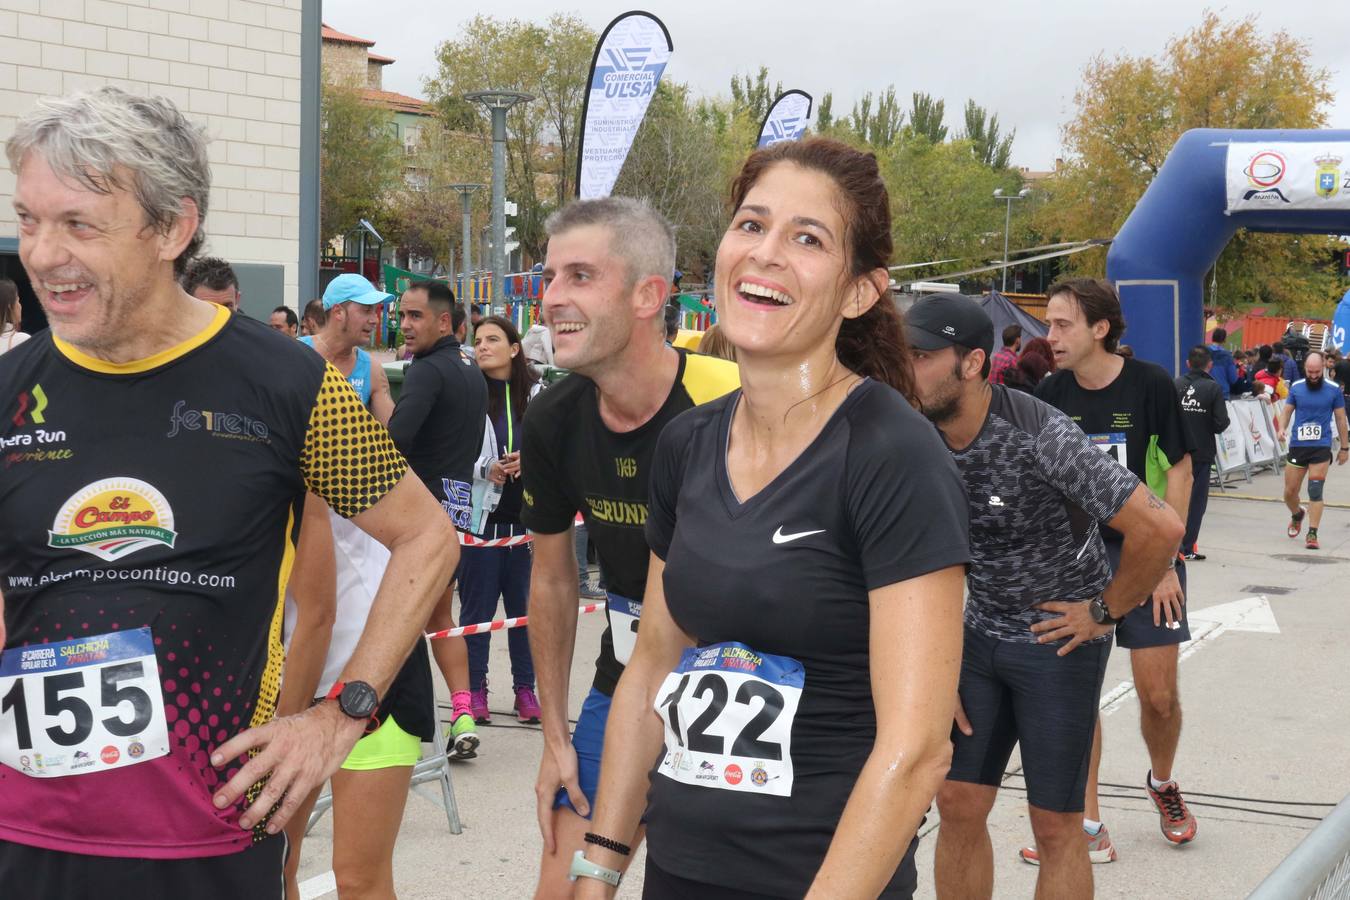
xmin=654 ymin=642 xmax=804 ymax=797
xmin=1089 ymin=432 xmax=1130 ymax=469
xmin=0 ymin=628 xmax=170 ymax=778
xmin=1296 ymin=421 xmax=1323 ymax=442
xmin=607 ymin=594 xmax=642 ymax=666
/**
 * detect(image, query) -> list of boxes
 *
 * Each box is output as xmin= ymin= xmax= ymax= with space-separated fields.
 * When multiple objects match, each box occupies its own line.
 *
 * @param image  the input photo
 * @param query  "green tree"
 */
xmin=424 ymin=14 xmax=597 ymax=261
xmin=848 ymin=87 xmax=903 ymax=147
xmin=816 ymin=92 xmax=833 ymax=130
xmin=1040 ymin=12 xmax=1337 ymax=313
xmin=320 ymin=77 xmax=404 ymax=249
xmin=388 ymin=124 xmax=492 ymax=272
xmin=960 ymin=100 xmax=1015 ymax=170
xmin=908 ymin=92 xmax=947 ymax=143
xmin=730 ymin=67 xmax=784 ymax=123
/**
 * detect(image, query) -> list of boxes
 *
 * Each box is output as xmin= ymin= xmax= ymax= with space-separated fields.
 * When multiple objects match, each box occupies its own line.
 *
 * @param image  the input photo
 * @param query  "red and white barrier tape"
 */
xmin=457 ymin=532 xmax=533 ymax=548
xmin=426 ymin=601 xmax=606 ymax=640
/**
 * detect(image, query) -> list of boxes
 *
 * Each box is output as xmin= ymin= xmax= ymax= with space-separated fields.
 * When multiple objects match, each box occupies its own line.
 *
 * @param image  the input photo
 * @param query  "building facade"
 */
xmin=0 ymin=0 xmax=305 ymax=321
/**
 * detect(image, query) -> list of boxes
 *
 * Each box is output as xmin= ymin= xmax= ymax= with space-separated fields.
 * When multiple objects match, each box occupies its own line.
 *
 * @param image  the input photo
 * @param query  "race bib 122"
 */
xmin=654 ymin=642 xmax=804 ymax=797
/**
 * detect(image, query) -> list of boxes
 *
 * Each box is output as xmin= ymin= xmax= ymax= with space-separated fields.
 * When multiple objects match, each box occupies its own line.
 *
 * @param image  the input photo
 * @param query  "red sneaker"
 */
xmin=1145 ymin=771 xmax=1198 ymax=844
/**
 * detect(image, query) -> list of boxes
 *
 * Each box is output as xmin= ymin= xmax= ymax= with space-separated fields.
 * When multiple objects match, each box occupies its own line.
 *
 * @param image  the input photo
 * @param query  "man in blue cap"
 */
xmin=303 ymin=273 xmax=396 ymax=423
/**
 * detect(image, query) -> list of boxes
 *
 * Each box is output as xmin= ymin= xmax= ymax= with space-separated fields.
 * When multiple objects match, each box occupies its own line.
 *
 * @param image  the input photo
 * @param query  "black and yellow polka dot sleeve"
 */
xmin=300 ymin=363 xmax=408 ymax=518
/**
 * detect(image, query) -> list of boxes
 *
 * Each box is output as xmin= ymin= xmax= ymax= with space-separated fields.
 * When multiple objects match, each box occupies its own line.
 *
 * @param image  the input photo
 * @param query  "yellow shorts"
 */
xmin=340 ymin=714 xmax=422 ymax=771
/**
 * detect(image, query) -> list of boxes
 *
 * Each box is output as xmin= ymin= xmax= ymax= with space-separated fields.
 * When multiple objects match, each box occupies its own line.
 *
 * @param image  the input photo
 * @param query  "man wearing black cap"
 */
xmin=905 ymin=295 xmax=1185 ymax=898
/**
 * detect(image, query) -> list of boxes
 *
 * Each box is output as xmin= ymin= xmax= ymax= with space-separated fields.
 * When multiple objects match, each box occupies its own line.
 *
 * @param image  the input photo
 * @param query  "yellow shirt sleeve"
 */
xmin=300 ymin=363 xmax=409 ymax=518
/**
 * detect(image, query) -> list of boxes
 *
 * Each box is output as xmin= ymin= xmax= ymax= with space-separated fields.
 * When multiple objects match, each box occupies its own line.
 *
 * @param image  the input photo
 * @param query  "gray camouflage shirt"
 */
xmin=948 ymin=386 xmax=1140 ymax=644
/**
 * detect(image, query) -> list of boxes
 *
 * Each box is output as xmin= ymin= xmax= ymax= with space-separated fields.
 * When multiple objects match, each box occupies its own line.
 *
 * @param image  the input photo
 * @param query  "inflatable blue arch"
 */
xmin=1106 ymin=128 xmax=1350 ymax=373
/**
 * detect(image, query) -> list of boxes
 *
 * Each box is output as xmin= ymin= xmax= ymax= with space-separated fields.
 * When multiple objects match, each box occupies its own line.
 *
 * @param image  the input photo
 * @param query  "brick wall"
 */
xmin=0 ymin=0 xmax=304 ymax=309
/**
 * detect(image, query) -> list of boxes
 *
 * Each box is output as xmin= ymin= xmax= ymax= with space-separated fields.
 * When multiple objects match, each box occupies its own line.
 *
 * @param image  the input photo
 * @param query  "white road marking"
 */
xmin=1100 ymin=595 xmax=1280 ymax=716
xmin=299 ymin=871 xmax=337 ymax=900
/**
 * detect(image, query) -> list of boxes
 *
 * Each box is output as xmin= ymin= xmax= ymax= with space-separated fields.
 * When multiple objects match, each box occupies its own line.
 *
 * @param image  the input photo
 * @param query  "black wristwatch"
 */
xmin=325 ymin=681 xmax=380 ymax=721
xmin=1088 ymin=595 xmax=1119 ymax=626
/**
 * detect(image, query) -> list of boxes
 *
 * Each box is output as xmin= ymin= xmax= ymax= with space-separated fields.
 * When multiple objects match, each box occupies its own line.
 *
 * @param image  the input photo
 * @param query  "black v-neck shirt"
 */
xmin=644 ymin=378 xmax=969 ymax=896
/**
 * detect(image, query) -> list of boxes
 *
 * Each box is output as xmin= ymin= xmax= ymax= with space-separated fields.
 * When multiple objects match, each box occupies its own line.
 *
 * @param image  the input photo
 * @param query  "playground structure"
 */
xmin=1108 ymin=128 xmax=1350 ymax=374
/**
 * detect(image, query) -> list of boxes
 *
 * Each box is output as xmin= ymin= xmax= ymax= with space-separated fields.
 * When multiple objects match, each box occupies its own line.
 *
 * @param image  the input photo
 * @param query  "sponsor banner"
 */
xmin=1226 ymin=142 xmax=1350 ymax=212
xmin=1214 ymin=403 xmax=1248 ymax=474
xmin=1230 ymin=398 xmax=1278 ymax=465
xmin=757 ymin=90 xmax=813 ymax=148
xmin=576 ymin=11 xmax=674 ymax=200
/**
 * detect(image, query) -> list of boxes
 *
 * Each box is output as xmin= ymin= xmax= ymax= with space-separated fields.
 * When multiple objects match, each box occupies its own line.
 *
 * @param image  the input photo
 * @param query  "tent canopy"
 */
xmin=980 ymin=291 xmax=1048 ymax=341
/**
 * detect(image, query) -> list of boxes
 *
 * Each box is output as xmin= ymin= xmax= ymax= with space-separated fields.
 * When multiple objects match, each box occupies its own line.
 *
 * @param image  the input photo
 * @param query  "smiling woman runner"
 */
xmin=572 ymin=138 xmax=971 ymax=899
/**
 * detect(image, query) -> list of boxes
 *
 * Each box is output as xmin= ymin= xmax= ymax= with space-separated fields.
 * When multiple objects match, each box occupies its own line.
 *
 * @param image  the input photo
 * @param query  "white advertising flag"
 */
xmin=576 ymin=12 xmax=673 ymax=200
xmin=757 ymin=90 xmax=813 ymax=148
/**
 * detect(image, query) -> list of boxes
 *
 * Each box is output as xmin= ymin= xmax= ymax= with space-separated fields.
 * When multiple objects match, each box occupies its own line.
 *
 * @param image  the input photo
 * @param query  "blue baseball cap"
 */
xmin=322 ymin=274 xmax=393 ymax=310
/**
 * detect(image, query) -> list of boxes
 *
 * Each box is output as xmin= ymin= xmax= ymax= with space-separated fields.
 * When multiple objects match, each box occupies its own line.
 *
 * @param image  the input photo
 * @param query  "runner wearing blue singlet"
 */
xmin=300 ymin=274 xmax=395 ymax=421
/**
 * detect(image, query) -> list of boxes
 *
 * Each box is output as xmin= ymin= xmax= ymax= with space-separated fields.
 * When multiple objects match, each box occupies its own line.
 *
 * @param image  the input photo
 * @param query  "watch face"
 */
xmin=340 ymin=681 xmax=379 ymax=718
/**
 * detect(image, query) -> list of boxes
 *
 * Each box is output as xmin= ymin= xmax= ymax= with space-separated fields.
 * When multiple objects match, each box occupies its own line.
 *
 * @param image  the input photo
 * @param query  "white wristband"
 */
xmin=568 ymin=850 xmax=622 ymax=887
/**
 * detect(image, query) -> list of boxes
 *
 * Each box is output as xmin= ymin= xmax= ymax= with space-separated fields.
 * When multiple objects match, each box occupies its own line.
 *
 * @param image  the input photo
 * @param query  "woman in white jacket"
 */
xmin=0 ymin=279 xmax=30 ymax=355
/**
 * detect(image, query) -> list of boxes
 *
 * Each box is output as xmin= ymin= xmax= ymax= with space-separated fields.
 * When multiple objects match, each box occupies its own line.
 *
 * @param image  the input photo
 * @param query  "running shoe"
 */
xmin=470 ymin=685 xmax=491 ymax=725
xmin=1287 ymin=507 xmax=1306 ymax=538
xmin=447 ymin=713 xmax=479 ymax=761
xmin=1182 ymin=551 xmax=1206 ymax=561
xmin=1306 ymin=528 xmax=1320 ymax=550
xmin=1019 ymin=824 xmax=1118 ymax=865
xmin=1145 ymin=771 xmax=1198 ymax=844
xmin=579 ymin=580 xmax=606 ymax=601
xmin=514 ymin=685 xmax=541 ymax=724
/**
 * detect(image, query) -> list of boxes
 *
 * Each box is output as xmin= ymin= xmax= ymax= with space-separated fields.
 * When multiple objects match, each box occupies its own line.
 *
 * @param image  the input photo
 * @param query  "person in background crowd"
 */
xmin=989 ymin=324 xmax=1022 ymax=385
xmin=1207 ymin=328 xmax=1238 ymax=399
xmin=462 ymin=315 xmax=543 ymax=724
xmin=182 ymin=255 xmax=241 ymax=313
xmin=1231 ymin=349 xmax=1254 ymax=396
xmin=696 ymin=322 xmax=736 ymax=361
xmin=1334 ymin=350 xmax=1350 ymax=404
xmin=392 ymin=282 xmax=486 ymax=760
xmin=0 ymin=277 xmax=29 ymax=354
xmin=302 ymin=298 xmax=325 ymax=337
xmin=1175 ymin=345 xmax=1231 ymax=560
xmin=1004 ymin=336 xmax=1055 ymax=392
xmin=1256 ymin=358 xmax=1289 ymax=401
xmin=522 ymin=320 xmax=554 ymax=378
xmin=1273 ymin=340 xmax=1300 ymax=384
xmin=270 ymin=305 xmax=298 ymax=337
xmin=1278 ymin=351 xmax=1348 ymax=551
xmin=663 ymin=299 xmax=680 ymax=345
xmin=471 ymin=303 xmax=485 ymax=328
xmin=305 ymin=274 xmax=396 ymax=423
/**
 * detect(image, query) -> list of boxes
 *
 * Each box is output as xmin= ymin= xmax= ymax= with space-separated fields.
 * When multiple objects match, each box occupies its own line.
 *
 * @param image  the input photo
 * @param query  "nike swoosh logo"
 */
xmin=772 ymin=526 xmax=824 ymax=545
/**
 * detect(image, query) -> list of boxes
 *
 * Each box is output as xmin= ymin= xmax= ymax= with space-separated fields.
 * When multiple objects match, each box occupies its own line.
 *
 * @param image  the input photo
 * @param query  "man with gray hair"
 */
xmin=520 ymin=196 xmax=738 ymax=896
xmin=0 ymin=86 xmax=456 ymax=896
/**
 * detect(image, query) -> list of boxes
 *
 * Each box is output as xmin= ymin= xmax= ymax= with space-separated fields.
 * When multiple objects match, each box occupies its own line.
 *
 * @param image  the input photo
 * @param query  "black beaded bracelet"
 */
xmin=584 ymin=832 xmax=632 ymax=857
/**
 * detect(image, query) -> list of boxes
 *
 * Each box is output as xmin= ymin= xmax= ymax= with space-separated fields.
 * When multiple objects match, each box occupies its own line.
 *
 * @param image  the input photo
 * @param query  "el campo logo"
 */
xmin=48 ymin=478 xmax=177 ymax=561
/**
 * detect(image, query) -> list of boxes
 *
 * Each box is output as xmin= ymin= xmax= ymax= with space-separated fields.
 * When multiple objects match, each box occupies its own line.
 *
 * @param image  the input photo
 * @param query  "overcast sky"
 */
xmin=323 ymin=1 xmax=1349 ymax=171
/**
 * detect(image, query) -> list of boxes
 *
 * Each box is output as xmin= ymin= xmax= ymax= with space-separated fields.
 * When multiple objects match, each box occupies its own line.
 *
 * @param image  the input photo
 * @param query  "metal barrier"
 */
xmin=1249 ymin=793 xmax=1350 ymax=899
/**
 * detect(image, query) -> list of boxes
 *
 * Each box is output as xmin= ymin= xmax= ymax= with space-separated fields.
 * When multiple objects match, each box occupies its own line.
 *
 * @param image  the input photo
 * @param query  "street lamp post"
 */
xmin=446 ymin=183 xmax=484 ymax=297
xmin=993 ymin=187 xmax=1032 ymax=292
xmin=465 ymin=90 xmax=534 ymax=314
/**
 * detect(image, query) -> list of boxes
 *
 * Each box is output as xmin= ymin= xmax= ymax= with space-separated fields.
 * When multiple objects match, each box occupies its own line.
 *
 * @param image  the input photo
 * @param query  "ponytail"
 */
xmin=836 ymin=296 xmax=916 ymax=406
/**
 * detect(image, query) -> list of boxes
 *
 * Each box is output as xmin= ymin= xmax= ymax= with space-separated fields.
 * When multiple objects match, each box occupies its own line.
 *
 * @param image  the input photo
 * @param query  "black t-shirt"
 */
xmin=1036 ymin=357 xmax=1192 ymax=541
xmin=950 ymin=386 xmax=1138 ymax=644
xmin=520 ymin=350 xmax=738 ymax=695
xmin=387 ymin=336 xmax=486 ymax=531
xmin=643 ymin=379 xmax=970 ymax=897
xmin=0 ymin=308 xmax=407 ymax=857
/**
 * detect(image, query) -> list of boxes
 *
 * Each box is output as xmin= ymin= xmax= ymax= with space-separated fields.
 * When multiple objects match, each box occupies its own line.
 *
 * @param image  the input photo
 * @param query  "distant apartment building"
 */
xmin=0 ymin=0 xmax=307 ymax=322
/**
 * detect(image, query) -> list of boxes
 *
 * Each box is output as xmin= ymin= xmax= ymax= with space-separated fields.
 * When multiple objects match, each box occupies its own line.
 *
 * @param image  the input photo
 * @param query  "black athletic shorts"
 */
xmin=947 ymin=626 xmax=1110 ymax=813
xmin=641 ymin=836 xmax=919 ymax=898
xmin=0 ymin=834 xmax=286 ymax=900
xmin=1104 ymin=541 xmax=1190 ymax=648
xmin=1287 ymin=446 xmax=1332 ymax=468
